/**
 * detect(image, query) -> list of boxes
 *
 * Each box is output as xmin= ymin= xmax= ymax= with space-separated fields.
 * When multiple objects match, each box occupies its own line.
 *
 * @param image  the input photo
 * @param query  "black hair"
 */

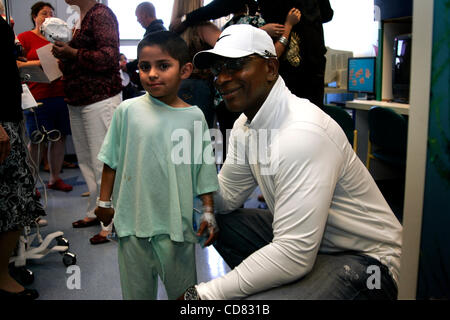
xmin=137 ymin=31 xmax=190 ymax=66
xmin=247 ymin=1 xmax=259 ymax=16
xmin=31 ymin=2 xmax=54 ymax=27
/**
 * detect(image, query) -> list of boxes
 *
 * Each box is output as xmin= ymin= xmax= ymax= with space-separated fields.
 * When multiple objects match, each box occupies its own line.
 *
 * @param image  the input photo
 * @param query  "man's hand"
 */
xmin=196 ymin=211 xmax=218 ymax=247
xmin=0 ymin=125 xmax=11 ymax=164
xmin=52 ymin=41 xmax=78 ymax=60
xmin=94 ymin=206 xmax=115 ymax=226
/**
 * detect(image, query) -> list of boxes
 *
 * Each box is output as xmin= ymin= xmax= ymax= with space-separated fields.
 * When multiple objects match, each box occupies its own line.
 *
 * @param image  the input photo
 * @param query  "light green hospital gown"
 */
xmin=98 ymin=93 xmax=219 ymax=243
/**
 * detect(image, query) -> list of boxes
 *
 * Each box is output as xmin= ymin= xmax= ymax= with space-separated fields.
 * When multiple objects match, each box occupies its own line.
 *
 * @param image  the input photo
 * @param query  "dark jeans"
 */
xmin=214 ymin=208 xmax=398 ymax=300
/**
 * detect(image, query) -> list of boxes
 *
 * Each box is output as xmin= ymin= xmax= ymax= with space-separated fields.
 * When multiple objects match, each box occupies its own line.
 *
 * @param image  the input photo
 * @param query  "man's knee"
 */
xmin=215 ymin=208 xmax=273 ymax=241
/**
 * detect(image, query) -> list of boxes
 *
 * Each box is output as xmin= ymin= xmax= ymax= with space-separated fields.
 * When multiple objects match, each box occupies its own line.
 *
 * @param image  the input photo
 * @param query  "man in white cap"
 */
xmin=179 ymin=24 xmax=402 ymax=300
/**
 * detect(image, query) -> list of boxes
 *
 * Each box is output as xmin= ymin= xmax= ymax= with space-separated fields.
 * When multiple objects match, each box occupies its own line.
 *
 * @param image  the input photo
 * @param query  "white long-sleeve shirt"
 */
xmin=196 ymin=77 xmax=402 ymax=300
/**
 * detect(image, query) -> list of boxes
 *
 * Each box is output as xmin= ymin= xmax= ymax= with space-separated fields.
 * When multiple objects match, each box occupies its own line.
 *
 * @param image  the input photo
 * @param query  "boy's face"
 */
xmin=138 ymin=45 xmax=189 ymax=105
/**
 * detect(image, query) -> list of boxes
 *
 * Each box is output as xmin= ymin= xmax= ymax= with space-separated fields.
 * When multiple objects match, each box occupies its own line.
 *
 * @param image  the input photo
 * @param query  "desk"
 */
xmin=324 ymin=87 xmax=349 ymax=94
xmin=346 ymin=99 xmax=410 ymax=115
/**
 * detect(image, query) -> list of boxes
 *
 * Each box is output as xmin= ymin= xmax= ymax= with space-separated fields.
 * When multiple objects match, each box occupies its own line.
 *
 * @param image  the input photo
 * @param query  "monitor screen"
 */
xmin=347 ymin=57 xmax=376 ymax=95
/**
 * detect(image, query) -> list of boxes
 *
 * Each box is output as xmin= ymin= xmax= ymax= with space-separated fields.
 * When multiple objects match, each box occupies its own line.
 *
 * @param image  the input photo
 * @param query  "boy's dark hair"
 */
xmin=137 ymin=31 xmax=190 ymax=66
xmin=30 ymin=2 xmax=54 ymax=27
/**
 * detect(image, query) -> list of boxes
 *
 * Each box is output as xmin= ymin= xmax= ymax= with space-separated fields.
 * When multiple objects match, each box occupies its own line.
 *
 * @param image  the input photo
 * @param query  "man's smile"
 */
xmin=220 ymin=86 xmax=242 ymax=99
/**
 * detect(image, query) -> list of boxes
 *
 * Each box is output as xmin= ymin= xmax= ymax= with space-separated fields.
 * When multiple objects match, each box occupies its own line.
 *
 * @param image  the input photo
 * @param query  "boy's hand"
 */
xmin=196 ymin=211 xmax=218 ymax=247
xmin=94 ymin=207 xmax=115 ymax=226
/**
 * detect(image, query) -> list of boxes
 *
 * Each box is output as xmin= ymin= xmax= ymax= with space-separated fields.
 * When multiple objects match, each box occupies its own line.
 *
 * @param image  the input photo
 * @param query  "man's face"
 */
xmin=135 ymin=9 xmax=147 ymax=29
xmin=212 ymin=55 xmax=274 ymax=118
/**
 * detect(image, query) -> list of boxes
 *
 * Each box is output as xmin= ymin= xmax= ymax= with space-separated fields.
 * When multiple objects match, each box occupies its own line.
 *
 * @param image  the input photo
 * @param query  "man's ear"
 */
xmin=266 ymin=58 xmax=279 ymax=82
xmin=180 ymin=62 xmax=193 ymax=80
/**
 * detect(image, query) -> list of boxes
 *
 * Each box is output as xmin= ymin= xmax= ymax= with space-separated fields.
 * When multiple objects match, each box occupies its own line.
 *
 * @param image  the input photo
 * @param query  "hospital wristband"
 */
xmin=202 ymin=206 xmax=214 ymax=213
xmin=97 ymin=197 xmax=113 ymax=208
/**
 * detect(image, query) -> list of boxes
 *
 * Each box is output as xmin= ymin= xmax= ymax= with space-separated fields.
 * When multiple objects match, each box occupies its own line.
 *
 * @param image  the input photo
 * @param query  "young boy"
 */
xmin=94 ymin=31 xmax=219 ymax=300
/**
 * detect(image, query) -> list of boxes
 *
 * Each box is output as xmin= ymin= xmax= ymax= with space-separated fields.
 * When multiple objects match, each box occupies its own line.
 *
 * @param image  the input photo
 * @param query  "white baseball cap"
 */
xmin=41 ymin=17 xmax=72 ymax=43
xmin=193 ymin=24 xmax=276 ymax=69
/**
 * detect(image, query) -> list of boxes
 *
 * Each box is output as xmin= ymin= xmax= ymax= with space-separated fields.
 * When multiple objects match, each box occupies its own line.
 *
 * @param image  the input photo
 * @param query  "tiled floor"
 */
xmin=12 ymin=166 xmax=233 ymax=300
xmin=11 ymin=161 xmax=403 ymax=300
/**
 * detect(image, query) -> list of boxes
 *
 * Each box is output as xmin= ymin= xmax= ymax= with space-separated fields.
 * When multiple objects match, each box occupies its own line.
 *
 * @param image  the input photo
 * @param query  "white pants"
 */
xmin=68 ymin=93 xmax=122 ymax=231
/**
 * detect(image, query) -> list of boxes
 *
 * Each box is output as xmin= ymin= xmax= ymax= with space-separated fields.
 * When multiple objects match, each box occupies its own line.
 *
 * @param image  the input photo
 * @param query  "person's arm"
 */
xmin=318 ymin=0 xmax=333 ymax=23
xmin=196 ymin=192 xmax=218 ymax=247
xmin=76 ymin=13 xmax=119 ymax=73
xmin=95 ymin=103 xmax=124 ymax=225
xmin=214 ymin=125 xmax=258 ymax=213
xmin=51 ymin=40 xmax=78 ymax=61
xmin=15 ymin=34 xmax=38 ymax=67
xmin=170 ymin=0 xmax=242 ymax=33
xmin=196 ymin=125 xmax=343 ymax=299
xmin=94 ymin=164 xmax=116 ymax=226
xmin=16 ymin=59 xmax=41 ymax=69
xmin=274 ymin=8 xmax=301 ymax=58
xmin=0 ymin=124 xmax=11 ymax=164
xmin=53 ymin=9 xmax=119 ymax=72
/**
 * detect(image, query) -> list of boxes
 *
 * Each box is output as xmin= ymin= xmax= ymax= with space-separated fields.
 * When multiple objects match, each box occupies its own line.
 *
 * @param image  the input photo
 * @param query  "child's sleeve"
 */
xmin=97 ymin=104 xmax=124 ymax=170
xmin=194 ymin=118 xmax=219 ymax=197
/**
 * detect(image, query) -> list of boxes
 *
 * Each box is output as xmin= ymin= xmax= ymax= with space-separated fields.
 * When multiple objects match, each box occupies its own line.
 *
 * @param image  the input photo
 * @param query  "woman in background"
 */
xmin=52 ymin=0 xmax=122 ymax=245
xmin=171 ymin=0 xmax=221 ymax=129
xmin=17 ymin=1 xmax=73 ymax=193
xmin=0 ymin=15 xmax=44 ymax=300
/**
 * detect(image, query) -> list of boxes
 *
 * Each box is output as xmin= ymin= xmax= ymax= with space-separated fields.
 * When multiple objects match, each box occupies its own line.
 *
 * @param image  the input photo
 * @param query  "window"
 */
xmin=108 ymin=0 xmax=212 ymax=60
xmin=108 ymin=0 xmax=173 ymax=39
xmin=323 ymin=0 xmax=378 ymax=57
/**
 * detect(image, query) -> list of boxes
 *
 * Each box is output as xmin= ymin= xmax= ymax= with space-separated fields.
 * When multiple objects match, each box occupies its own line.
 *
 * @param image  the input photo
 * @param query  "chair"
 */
xmin=366 ymin=106 xmax=408 ymax=170
xmin=323 ymin=104 xmax=358 ymax=152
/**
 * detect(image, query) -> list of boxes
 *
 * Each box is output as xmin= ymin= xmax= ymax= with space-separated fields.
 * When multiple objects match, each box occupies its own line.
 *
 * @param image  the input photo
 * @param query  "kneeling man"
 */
xmin=181 ymin=24 xmax=402 ymax=300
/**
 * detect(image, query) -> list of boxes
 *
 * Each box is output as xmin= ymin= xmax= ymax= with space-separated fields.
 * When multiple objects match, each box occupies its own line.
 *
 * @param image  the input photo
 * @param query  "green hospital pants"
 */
xmin=118 ymin=235 xmax=197 ymax=300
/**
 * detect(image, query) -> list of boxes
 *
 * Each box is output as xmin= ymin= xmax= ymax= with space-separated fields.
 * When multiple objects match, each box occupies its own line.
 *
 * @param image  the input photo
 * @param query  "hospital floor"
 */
xmin=13 ymin=163 xmax=265 ymax=300
xmin=13 ymin=158 xmax=403 ymax=300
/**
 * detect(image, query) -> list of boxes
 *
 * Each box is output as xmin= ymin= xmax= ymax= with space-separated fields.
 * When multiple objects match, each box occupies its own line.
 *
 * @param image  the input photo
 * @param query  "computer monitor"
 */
xmin=324 ymin=47 xmax=353 ymax=88
xmin=347 ymin=57 xmax=376 ymax=99
xmin=392 ymin=33 xmax=411 ymax=103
